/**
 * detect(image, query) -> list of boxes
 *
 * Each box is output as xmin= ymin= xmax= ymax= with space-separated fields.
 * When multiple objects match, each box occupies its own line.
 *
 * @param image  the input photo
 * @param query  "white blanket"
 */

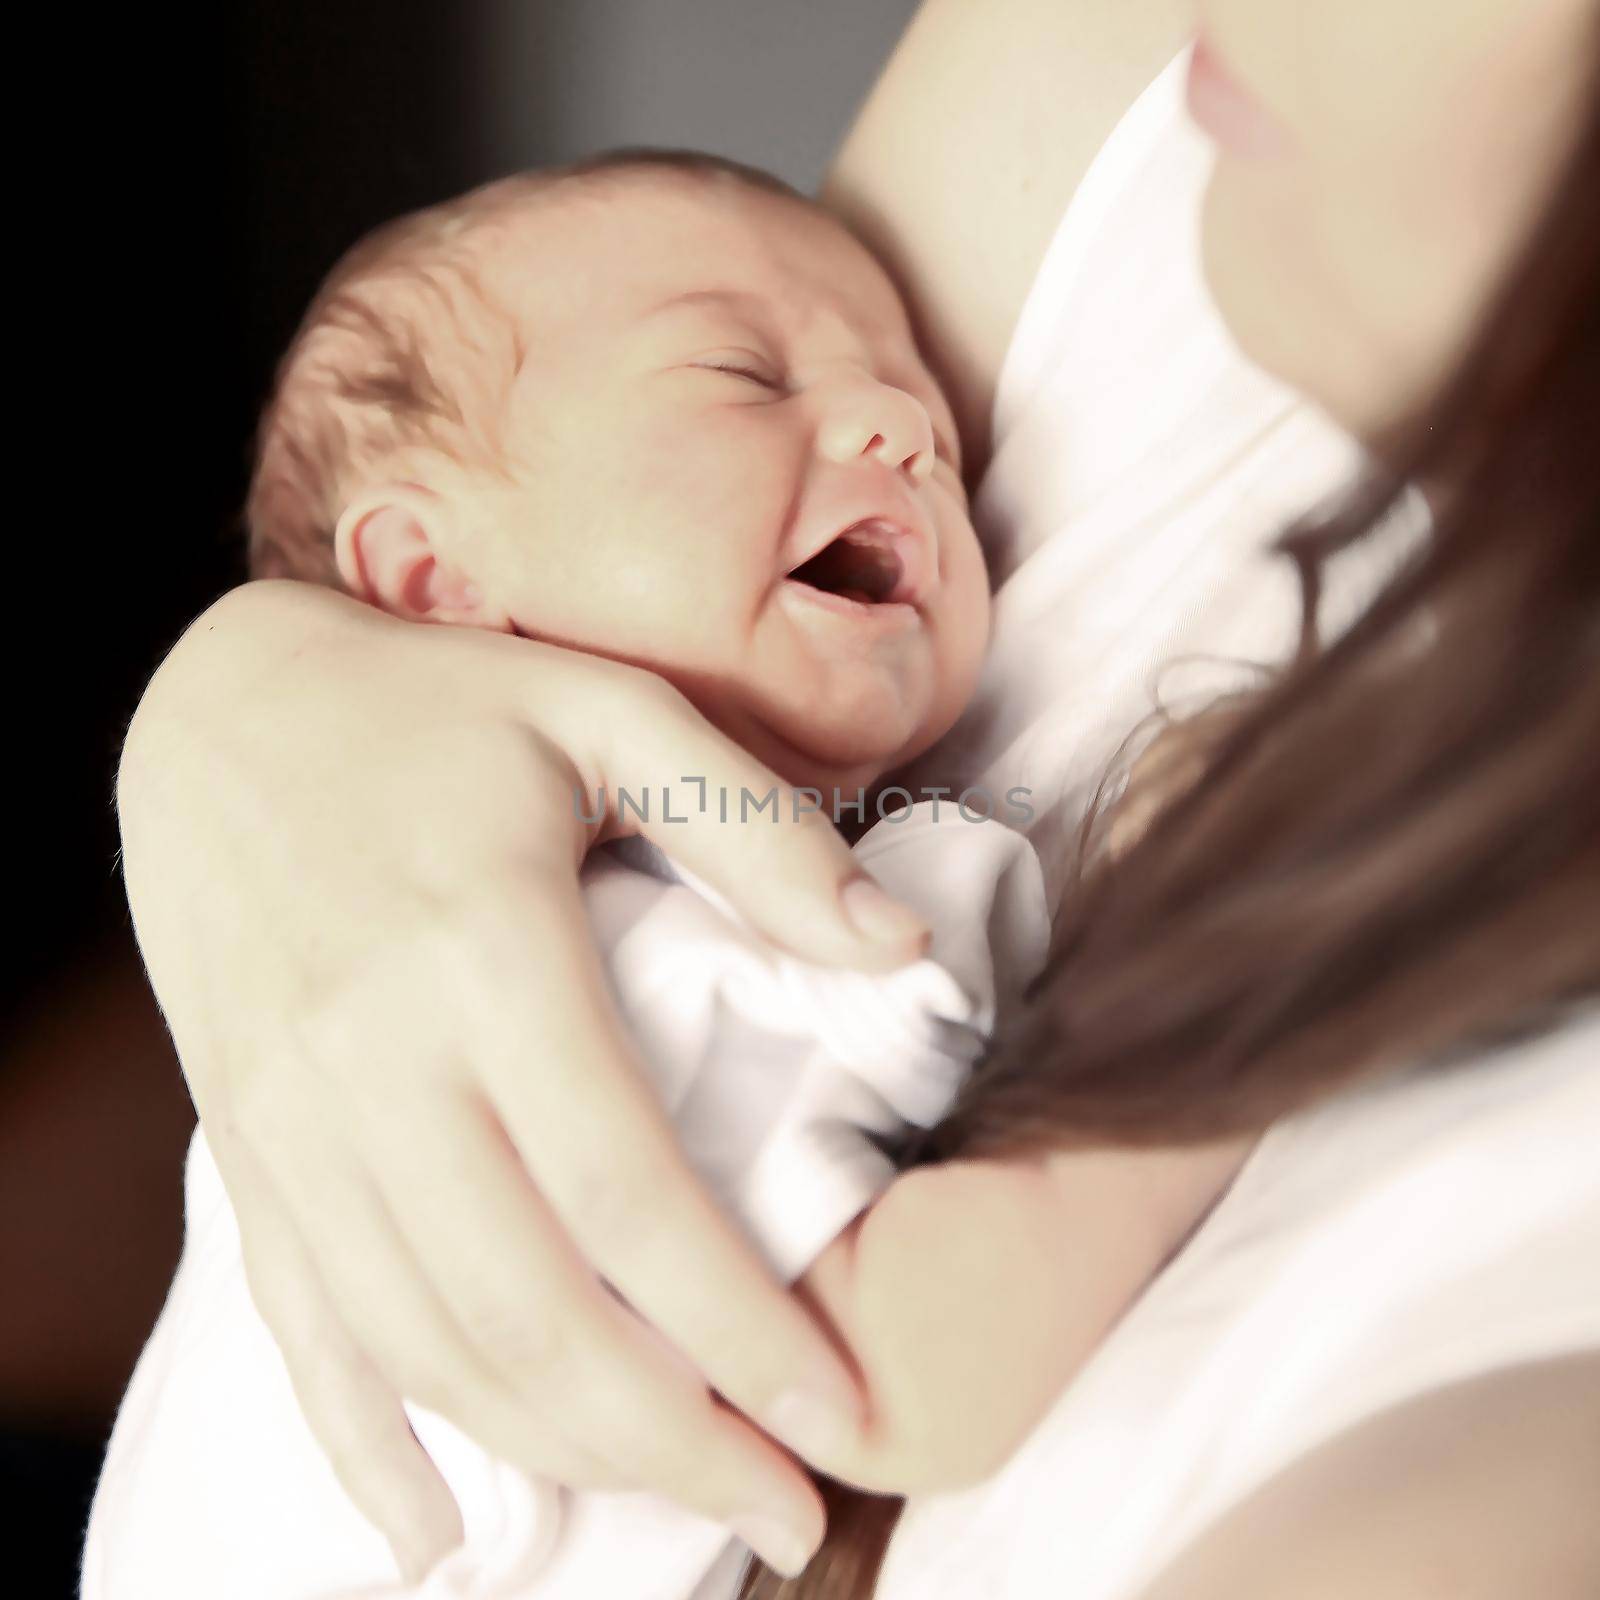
xmin=81 ymin=802 xmax=1049 ymax=1600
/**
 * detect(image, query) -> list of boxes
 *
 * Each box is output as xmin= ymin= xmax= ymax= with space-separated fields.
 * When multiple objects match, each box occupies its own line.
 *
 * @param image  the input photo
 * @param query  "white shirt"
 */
xmin=860 ymin=50 xmax=1600 ymax=1600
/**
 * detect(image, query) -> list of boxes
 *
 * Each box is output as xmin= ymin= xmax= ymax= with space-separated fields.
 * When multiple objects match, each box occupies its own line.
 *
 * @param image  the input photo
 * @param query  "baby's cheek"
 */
xmin=933 ymin=536 xmax=994 ymax=711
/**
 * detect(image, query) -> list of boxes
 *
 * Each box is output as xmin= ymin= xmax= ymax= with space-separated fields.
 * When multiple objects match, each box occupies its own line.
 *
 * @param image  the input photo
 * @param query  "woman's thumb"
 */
xmin=566 ymin=667 xmax=933 ymax=970
xmin=645 ymin=795 xmax=931 ymax=971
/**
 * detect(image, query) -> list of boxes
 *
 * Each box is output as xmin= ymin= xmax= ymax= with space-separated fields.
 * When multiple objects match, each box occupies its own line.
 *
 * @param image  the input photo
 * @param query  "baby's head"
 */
xmin=248 ymin=152 xmax=988 ymax=794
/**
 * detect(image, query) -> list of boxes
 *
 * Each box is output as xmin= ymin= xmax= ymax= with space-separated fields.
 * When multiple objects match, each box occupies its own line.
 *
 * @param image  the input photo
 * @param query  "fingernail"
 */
xmin=841 ymin=876 xmax=930 ymax=948
xmin=765 ymin=1385 xmax=855 ymax=1462
xmin=731 ymin=1512 xmax=817 ymax=1578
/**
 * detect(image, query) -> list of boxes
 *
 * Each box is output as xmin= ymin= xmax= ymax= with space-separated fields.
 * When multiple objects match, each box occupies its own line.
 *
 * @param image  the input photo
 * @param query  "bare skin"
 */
xmin=1134 ymin=1353 xmax=1600 ymax=1599
xmin=114 ymin=0 xmax=1599 ymax=1586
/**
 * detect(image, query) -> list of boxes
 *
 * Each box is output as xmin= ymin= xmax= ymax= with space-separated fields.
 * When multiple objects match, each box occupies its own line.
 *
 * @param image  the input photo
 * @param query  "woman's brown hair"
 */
xmin=739 ymin=37 xmax=1600 ymax=1600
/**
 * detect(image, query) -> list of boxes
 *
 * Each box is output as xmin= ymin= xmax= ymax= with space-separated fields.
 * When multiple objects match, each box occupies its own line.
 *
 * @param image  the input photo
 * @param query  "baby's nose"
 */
xmin=816 ymin=384 xmax=935 ymax=484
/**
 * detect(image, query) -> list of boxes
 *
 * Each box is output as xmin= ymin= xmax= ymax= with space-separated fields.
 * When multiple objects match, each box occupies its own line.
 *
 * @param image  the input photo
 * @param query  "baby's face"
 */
xmin=461 ymin=178 xmax=989 ymax=794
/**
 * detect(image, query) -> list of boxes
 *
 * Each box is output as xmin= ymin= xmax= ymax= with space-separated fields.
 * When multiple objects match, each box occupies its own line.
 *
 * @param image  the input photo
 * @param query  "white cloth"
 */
xmin=85 ymin=44 xmax=1600 ymax=1600
xmin=80 ymin=804 xmax=1049 ymax=1600
xmin=868 ymin=48 xmax=1600 ymax=1600
xmin=895 ymin=50 xmax=1422 ymax=910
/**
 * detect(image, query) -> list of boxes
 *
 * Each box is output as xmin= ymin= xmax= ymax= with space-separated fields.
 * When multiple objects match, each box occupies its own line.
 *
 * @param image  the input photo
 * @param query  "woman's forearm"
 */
xmin=119 ymin=580 xmax=361 ymax=811
xmin=799 ymin=1135 xmax=1256 ymax=1496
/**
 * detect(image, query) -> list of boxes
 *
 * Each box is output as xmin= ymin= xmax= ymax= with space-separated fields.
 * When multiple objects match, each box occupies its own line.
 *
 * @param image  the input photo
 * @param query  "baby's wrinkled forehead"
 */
xmin=252 ymin=155 xmax=949 ymax=589
xmin=481 ymin=166 xmax=924 ymax=366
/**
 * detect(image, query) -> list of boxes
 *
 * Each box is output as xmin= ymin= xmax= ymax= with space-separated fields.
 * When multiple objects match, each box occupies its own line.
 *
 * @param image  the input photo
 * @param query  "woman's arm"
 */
xmin=116 ymin=578 xmax=931 ymax=1578
xmin=794 ymin=1135 xmax=1256 ymax=1493
xmin=1134 ymin=1351 xmax=1600 ymax=1599
xmin=820 ymin=0 xmax=1192 ymax=480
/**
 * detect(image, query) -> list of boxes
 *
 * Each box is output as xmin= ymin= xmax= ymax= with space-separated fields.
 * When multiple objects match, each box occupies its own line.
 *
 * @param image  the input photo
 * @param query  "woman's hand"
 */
xmin=116 ymin=579 xmax=930 ymax=1580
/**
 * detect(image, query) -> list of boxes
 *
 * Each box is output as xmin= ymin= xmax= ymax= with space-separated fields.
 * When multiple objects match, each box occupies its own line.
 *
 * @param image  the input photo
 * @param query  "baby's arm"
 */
xmin=795 ymin=1135 xmax=1256 ymax=1495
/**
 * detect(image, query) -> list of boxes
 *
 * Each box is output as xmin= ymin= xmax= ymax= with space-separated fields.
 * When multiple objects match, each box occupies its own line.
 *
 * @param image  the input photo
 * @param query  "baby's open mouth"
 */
xmin=785 ymin=519 xmax=914 ymax=607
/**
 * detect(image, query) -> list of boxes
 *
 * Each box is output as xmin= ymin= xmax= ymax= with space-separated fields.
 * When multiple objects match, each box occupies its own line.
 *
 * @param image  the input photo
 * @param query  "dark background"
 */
xmin=2 ymin=3 xmax=918 ymax=1591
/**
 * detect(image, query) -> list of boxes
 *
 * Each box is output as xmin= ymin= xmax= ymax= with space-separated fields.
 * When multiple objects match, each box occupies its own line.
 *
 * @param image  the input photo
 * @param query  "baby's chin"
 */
xmin=731 ymin=691 xmax=954 ymax=803
xmin=657 ymin=660 xmax=960 ymax=809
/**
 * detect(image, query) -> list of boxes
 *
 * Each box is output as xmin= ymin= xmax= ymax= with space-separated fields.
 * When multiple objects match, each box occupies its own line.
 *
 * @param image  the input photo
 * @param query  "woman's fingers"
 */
xmin=548 ymin=670 xmax=932 ymax=972
xmin=260 ymin=1135 xmax=637 ymax=1499
xmin=229 ymin=1094 xmax=633 ymax=1501
xmin=276 ymin=1313 xmax=461 ymax=1585
xmin=455 ymin=878 xmax=867 ymax=1484
xmin=359 ymin=1087 xmax=828 ymax=1570
xmin=227 ymin=1155 xmax=465 ymax=1583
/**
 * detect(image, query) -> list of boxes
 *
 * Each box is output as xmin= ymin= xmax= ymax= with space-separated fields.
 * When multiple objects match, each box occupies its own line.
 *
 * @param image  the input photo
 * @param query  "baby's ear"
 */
xmin=334 ymin=484 xmax=509 ymax=628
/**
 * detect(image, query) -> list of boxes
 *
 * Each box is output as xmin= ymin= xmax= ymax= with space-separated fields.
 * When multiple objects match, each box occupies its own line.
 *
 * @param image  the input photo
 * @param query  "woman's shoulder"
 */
xmin=1116 ymin=1012 xmax=1600 ymax=1590
xmin=1132 ymin=1347 xmax=1600 ymax=1600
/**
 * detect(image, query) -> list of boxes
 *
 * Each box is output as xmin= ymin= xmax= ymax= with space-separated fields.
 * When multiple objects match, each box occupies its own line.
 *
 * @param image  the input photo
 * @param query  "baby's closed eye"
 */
xmin=689 ymin=353 xmax=787 ymax=392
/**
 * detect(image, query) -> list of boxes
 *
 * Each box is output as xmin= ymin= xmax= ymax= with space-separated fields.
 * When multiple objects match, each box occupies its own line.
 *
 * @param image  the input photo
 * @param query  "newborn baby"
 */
xmin=250 ymin=149 xmax=990 ymax=804
xmin=87 ymin=152 xmax=1098 ymax=1600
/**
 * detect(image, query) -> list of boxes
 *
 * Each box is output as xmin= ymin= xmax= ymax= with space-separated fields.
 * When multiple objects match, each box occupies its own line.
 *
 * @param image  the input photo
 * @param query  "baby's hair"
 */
xmin=246 ymin=150 xmax=805 ymax=586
